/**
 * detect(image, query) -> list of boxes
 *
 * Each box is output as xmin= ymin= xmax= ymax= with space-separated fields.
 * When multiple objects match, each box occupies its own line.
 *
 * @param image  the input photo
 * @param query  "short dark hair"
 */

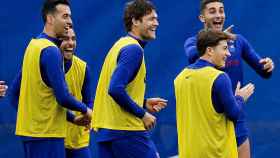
xmin=196 ymin=29 xmax=230 ymax=56
xmin=41 ymin=0 xmax=70 ymax=23
xmin=200 ymin=0 xmax=223 ymax=13
xmin=123 ymin=0 xmax=156 ymax=32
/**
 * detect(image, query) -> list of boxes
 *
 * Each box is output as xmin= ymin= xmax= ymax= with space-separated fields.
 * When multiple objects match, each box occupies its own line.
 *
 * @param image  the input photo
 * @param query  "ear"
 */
xmin=132 ymin=18 xmax=140 ymax=27
xmin=199 ymin=14 xmax=205 ymax=23
xmin=46 ymin=14 xmax=54 ymax=25
xmin=206 ymin=47 xmax=214 ymax=56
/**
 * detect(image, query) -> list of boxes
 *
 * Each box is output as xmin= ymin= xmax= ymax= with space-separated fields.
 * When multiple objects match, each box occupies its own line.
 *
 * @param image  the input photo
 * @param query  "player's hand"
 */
xmin=145 ymin=97 xmax=168 ymax=113
xmin=83 ymin=107 xmax=92 ymax=120
xmin=0 ymin=81 xmax=8 ymax=97
xmin=235 ymin=82 xmax=255 ymax=102
xmin=142 ymin=112 xmax=156 ymax=130
xmin=73 ymin=115 xmax=91 ymax=131
xmin=73 ymin=115 xmax=91 ymax=126
xmin=223 ymin=25 xmax=236 ymax=40
xmin=259 ymin=57 xmax=274 ymax=72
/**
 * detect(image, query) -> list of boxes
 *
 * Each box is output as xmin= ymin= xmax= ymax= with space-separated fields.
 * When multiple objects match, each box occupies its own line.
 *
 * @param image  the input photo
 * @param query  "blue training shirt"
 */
xmin=64 ymin=59 xmax=94 ymax=122
xmin=188 ymin=59 xmax=245 ymax=121
xmin=184 ymin=34 xmax=272 ymax=90
xmin=8 ymin=33 xmax=90 ymax=140
xmin=184 ymin=33 xmax=272 ymax=139
xmin=96 ymin=34 xmax=150 ymax=142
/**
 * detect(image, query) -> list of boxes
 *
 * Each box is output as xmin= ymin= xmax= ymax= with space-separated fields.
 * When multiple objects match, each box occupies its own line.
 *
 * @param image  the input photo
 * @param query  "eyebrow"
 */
xmin=208 ymin=6 xmax=224 ymax=10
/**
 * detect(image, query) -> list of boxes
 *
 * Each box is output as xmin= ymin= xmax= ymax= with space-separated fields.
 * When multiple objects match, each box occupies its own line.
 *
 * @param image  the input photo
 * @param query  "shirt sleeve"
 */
xmin=108 ymin=44 xmax=146 ymax=118
xmin=184 ymin=37 xmax=200 ymax=65
xmin=40 ymin=46 xmax=88 ymax=113
xmin=81 ymin=65 xmax=94 ymax=109
xmin=66 ymin=110 xmax=75 ymax=123
xmin=212 ymin=73 xmax=245 ymax=121
xmin=8 ymin=70 xmax=22 ymax=110
xmin=239 ymin=35 xmax=272 ymax=78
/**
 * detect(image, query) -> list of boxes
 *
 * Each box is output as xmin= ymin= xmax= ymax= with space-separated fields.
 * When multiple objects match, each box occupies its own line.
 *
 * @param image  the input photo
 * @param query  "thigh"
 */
xmin=96 ymin=141 xmax=115 ymax=158
xmin=65 ymin=147 xmax=91 ymax=158
xmin=111 ymin=136 xmax=159 ymax=158
xmin=23 ymin=139 xmax=65 ymax=158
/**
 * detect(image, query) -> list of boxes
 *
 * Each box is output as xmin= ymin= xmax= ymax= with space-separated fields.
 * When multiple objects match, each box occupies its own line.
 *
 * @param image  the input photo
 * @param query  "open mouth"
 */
xmin=64 ymin=24 xmax=71 ymax=31
xmin=64 ymin=49 xmax=73 ymax=54
xmin=149 ymin=29 xmax=156 ymax=33
xmin=212 ymin=21 xmax=223 ymax=29
xmin=151 ymin=28 xmax=156 ymax=31
xmin=148 ymin=28 xmax=157 ymax=36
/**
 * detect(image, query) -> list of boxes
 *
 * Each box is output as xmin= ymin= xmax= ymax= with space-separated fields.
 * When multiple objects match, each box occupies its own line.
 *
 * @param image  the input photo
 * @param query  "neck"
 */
xmin=128 ymin=30 xmax=143 ymax=40
xmin=43 ymin=25 xmax=57 ymax=39
xmin=200 ymin=56 xmax=215 ymax=65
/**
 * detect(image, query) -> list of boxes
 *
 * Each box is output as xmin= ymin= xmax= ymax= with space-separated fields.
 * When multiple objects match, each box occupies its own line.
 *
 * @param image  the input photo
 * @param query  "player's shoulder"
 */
xmin=216 ymin=71 xmax=230 ymax=82
xmin=123 ymin=43 xmax=142 ymax=51
xmin=184 ymin=35 xmax=197 ymax=47
xmin=41 ymin=46 xmax=61 ymax=59
xmin=120 ymin=44 xmax=144 ymax=59
xmin=185 ymin=35 xmax=197 ymax=43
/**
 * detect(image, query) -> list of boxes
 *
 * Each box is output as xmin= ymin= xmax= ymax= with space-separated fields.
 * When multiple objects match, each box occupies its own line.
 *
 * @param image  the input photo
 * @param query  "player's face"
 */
xmin=52 ymin=4 xmax=72 ymax=38
xmin=211 ymin=40 xmax=230 ymax=68
xmin=60 ymin=29 xmax=76 ymax=60
xmin=200 ymin=2 xmax=225 ymax=31
xmin=138 ymin=10 xmax=159 ymax=40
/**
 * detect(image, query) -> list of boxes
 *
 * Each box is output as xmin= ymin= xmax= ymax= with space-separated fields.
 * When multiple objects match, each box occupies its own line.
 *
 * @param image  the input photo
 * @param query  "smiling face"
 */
xmin=199 ymin=2 xmax=225 ymax=31
xmin=209 ymin=40 xmax=230 ymax=68
xmin=60 ymin=29 xmax=76 ymax=60
xmin=49 ymin=4 xmax=72 ymax=38
xmin=138 ymin=10 xmax=159 ymax=40
xmin=133 ymin=9 xmax=159 ymax=40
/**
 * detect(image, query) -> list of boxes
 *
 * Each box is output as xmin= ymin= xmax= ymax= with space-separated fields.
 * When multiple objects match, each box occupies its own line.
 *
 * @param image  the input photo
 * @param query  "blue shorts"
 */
xmin=97 ymin=135 xmax=159 ymax=158
xmin=235 ymin=110 xmax=250 ymax=147
xmin=65 ymin=146 xmax=91 ymax=158
xmin=22 ymin=138 xmax=65 ymax=158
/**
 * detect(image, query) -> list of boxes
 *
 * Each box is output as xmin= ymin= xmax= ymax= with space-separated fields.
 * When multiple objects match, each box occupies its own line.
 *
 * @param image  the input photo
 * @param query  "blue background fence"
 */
xmin=0 ymin=0 xmax=279 ymax=157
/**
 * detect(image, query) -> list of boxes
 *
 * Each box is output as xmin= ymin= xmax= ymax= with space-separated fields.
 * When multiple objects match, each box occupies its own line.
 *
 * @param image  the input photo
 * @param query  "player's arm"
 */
xmin=8 ymin=70 xmax=21 ymax=109
xmin=66 ymin=111 xmax=75 ymax=122
xmin=108 ymin=44 xmax=146 ymax=118
xmin=68 ymin=66 xmax=94 ymax=127
xmin=81 ymin=65 xmax=94 ymax=109
xmin=240 ymin=35 xmax=274 ymax=78
xmin=184 ymin=37 xmax=200 ymax=65
xmin=213 ymin=73 xmax=254 ymax=121
xmin=41 ymin=47 xmax=89 ymax=114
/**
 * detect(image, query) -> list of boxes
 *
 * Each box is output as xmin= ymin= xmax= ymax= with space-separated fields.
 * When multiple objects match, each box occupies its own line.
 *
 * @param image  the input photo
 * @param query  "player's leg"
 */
xmin=96 ymin=141 xmax=115 ymax=158
xmin=111 ymin=135 xmax=159 ymax=158
xmin=23 ymin=138 xmax=65 ymax=158
xmin=65 ymin=147 xmax=91 ymax=158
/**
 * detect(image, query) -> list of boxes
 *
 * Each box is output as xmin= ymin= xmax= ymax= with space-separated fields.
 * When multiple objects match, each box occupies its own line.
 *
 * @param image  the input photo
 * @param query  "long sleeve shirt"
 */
xmin=64 ymin=59 xmax=94 ymax=122
xmin=184 ymin=33 xmax=272 ymax=138
xmin=9 ymin=33 xmax=88 ymax=113
xmin=108 ymin=34 xmax=148 ymax=118
xmin=184 ymin=34 xmax=272 ymax=91
xmin=8 ymin=33 xmax=90 ymax=140
xmin=96 ymin=34 xmax=150 ymax=142
xmin=188 ymin=59 xmax=245 ymax=121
